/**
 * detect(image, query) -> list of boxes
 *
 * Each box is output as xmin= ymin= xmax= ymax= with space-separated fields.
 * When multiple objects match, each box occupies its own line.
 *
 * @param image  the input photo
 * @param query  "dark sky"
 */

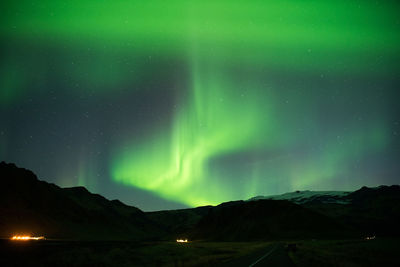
xmin=1 ymin=0 xmax=399 ymax=211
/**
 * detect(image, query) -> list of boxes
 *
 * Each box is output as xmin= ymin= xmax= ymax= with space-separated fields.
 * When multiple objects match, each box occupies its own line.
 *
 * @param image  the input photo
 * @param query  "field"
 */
xmin=289 ymin=238 xmax=400 ymax=267
xmin=1 ymin=238 xmax=399 ymax=266
xmin=0 ymin=239 xmax=272 ymax=266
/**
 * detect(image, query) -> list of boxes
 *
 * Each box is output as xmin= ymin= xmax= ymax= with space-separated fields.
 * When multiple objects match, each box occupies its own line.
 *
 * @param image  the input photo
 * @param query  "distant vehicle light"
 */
xmin=11 ymin=235 xmax=45 ymax=241
xmin=365 ymin=235 xmax=376 ymax=240
xmin=176 ymin=239 xmax=188 ymax=243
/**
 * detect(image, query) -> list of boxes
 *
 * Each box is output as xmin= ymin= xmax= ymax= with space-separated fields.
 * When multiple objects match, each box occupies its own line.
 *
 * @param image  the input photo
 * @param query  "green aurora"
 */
xmin=1 ymin=1 xmax=399 ymax=208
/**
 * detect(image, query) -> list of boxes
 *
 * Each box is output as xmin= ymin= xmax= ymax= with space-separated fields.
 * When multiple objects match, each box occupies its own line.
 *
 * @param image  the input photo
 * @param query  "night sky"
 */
xmin=1 ymin=1 xmax=399 ymax=211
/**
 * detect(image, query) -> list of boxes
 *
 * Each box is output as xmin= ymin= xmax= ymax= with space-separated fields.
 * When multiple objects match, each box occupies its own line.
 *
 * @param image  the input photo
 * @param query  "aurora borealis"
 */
xmin=1 ymin=1 xmax=399 ymax=210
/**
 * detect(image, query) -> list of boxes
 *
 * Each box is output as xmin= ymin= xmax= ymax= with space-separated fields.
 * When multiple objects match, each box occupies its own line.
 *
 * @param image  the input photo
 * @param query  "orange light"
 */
xmin=176 ymin=239 xmax=188 ymax=243
xmin=11 ymin=235 xmax=45 ymax=241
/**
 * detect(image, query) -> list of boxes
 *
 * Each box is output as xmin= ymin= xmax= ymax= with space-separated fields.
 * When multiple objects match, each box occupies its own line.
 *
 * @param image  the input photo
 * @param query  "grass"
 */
xmin=135 ymin=241 xmax=271 ymax=266
xmin=4 ymin=238 xmax=398 ymax=266
xmin=288 ymin=238 xmax=400 ymax=267
xmin=0 ymin=240 xmax=272 ymax=266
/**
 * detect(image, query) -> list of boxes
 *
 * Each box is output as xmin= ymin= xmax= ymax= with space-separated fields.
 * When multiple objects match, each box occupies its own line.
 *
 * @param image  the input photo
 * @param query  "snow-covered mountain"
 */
xmin=248 ymin=190 xmax=351 ymax=204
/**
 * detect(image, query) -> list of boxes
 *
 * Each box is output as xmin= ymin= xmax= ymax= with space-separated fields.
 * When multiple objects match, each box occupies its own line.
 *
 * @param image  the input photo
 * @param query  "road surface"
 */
xmin=221 ymin=243 xmax=295 ymax=267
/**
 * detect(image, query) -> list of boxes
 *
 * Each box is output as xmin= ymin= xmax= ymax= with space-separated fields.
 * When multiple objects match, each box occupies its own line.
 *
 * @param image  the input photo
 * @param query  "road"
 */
xmin=221 ymin=243 xmax=296 ymax=267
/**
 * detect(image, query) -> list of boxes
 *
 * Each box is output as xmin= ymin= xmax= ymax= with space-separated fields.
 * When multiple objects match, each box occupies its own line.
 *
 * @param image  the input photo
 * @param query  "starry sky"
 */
xmin=1 ymin=0 xmax=399 ymax=211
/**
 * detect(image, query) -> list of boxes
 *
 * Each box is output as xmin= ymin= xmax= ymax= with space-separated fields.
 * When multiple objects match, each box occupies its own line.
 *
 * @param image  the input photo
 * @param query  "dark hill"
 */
xmin=146 ymin=205 xmax=213 ymax=239
xmin=188 ymin=199 xmax=350 ymax=241
xmin=0 ymin=162 xmax=164 ymax=240
xmin=2 ymin=162 xmax=398 ymax=241
xmin=247 ymin=185 xmax=400 ymax=238
xmin=304 ymin=185 xmax=400 ymax=237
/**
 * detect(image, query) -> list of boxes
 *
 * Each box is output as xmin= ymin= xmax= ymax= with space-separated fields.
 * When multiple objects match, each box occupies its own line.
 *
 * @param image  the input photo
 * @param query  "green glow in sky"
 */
xmin=112 ymin=55 xmax=274 ymax=206
xmin=1 ymin=0 xmax=399 ymax=208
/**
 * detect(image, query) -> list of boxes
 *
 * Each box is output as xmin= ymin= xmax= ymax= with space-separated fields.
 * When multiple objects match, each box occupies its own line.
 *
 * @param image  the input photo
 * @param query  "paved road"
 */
xmin=221 ymin=243 xmax=295 ymax=267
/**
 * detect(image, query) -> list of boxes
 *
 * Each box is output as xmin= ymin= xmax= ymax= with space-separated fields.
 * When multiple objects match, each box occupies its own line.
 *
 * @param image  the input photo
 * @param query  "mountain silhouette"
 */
xmin=251 ymin=185 xmax=400 ymax=237
xmin=1 ymin=162 xmax=399 ymax=241
xmin=0 ymin=162 xmax=164 ymax=240
xmin=187 ymin=199 xmax=350 ymax=241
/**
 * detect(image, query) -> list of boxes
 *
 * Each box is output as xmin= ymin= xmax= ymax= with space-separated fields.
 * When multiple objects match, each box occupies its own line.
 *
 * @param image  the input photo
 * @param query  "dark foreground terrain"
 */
xmin=1 ymin=238 xmax=399 ymax=267
xmin=289 ymin=238 xmax=400 ymax=267
xmin=0 ymin=239 xmax=274 ymax=266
